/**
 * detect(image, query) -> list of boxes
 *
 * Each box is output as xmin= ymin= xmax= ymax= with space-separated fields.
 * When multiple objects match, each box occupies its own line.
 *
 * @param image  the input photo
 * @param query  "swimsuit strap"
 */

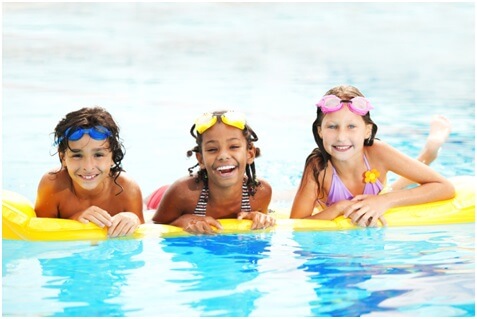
xmin=193 ymin=186 xmax=209 ymax=216
xmin=363 ymin=154 xmax=371 ymax=170
xmin=193 ymin=179 xmax=252 ymax=216
xmin=326 ymin=154 xmax=381 ymax=207
xmin=241 ymin=181 xmax=252 ymax=213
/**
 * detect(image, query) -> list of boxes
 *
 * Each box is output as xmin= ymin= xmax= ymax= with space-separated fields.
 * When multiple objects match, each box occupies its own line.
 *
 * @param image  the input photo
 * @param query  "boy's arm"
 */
xmin=34 ymin=173 xmax=60 ymax=218
xmin=121 ymin=175 xmax=145 ymax=223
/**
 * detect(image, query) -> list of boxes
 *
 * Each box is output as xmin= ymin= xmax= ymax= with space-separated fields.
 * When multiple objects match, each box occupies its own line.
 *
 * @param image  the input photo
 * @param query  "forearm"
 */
xmin=389 ymin=177 xmax=415 ymax=191
xmin=123 ymin=207 xmax=145 ymax=223
xmin=305 ymin=204 xmax=343 ymax=220
xmin=170 ymin=214 xmax=195 ymax=228
xmin=35 ymin=207 xmax=59 ymax=218
xmin=381 ymin=181 xmax=455 ymax=208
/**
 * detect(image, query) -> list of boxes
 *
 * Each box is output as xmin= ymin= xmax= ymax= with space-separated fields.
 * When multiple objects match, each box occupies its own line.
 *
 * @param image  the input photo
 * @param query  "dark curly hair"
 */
xmin=186 ymin=110 xmax=262 ymax=196
xmin=52 ymin=106 xmax=126 ymax=194
xmin=305 ymin=85 xmax=379 ymax=201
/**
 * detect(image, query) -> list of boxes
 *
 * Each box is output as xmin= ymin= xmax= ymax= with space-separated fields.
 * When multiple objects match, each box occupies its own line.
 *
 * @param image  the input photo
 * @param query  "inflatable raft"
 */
xmin=2 ymin=176 xmax=475 ymax=241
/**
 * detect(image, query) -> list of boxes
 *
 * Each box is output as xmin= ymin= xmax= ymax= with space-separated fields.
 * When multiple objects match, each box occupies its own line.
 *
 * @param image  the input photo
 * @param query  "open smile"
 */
xmin=79 ymin=174 xmax=99 ymax=181
xmin=333 ymin=145 xmax=352 ymax=152
xmin=215 ymin=165 xmax=237 ymax=177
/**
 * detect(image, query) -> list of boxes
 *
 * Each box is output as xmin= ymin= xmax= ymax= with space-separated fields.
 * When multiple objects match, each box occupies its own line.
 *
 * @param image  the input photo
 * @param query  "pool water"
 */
xmin=2 ymin=2 xmax=475 ymax=317
xmin=2 ymin=2 xmax=474 ymax=202
xmin=2 ymin=224 xmax=474 ymax=317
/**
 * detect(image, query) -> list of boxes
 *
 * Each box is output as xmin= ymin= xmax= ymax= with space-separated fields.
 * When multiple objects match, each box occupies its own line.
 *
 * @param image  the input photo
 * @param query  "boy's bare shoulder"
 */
xmin=115 ymin=172 xmax=140 ymax=188
xmin=38 ymin=168 xmax=69 ymax=190
xmin=114 ymin=172 xmax=143 ymax=200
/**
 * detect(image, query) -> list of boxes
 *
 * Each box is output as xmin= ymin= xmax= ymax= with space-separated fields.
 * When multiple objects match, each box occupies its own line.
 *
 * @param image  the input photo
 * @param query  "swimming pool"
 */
xmin=2 ymin=2 xmax=475 ymax=317
xmin=2 ymin=224 xmax=474 ymax=316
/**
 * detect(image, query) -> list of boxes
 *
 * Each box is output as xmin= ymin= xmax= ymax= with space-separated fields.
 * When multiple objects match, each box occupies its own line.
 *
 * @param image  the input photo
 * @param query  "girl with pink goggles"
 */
xmin=316 ymin=95 xmax=374 ymax=116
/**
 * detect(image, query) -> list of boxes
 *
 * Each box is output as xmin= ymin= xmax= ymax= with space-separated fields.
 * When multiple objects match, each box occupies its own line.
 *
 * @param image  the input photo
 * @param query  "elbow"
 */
xmin=152 ymin=211 xmax=175 ymax=225
xmin=441 ymin=180 xmax=456 ymax=200
xmin=290 ymin=208 xmax=311 ymax=219
xmin=447 ymin=183 xmax=456 ymax=200
xmin=152 ymin=216 xmax=162 ymax=224
xmin=151 ymin=205 xmax=170 ymax=224
xmin=151 ymin=212 xmax=163 ymax=224
xmin=289 ymin=210 xmax=300 ymax=219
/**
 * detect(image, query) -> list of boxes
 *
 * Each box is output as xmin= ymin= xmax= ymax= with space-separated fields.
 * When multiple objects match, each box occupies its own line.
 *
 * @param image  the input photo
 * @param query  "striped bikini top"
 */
xmin=193 ymin=180 xmax=252 ymax=216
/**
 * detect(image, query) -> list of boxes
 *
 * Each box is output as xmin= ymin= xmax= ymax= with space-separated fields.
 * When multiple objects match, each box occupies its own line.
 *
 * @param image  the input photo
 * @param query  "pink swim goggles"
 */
xmin=316 ymin=95 xmax=374 ymax=116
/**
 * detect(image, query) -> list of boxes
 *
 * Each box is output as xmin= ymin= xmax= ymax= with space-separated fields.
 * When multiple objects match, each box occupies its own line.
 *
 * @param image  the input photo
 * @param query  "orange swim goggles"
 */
xmin=194 ymin=111 xmax=247 ymax=135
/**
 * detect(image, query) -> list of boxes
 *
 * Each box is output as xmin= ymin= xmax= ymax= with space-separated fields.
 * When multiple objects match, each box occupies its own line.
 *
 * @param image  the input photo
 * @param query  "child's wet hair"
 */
xmin=52 ymin=106 xmax=126 ymax=193
xmin=186 ymin=110 xmax=262 ymax=196
xmin=306 ymin=85 xmax=379 ymax=200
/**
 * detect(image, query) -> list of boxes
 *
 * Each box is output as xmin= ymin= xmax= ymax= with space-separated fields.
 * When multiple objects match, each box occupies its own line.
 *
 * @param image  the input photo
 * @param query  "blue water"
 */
xmin=2 ymin=2 xmax=474 ymax=203
xmin=2 ymin=2 xmax=475 ymax=317
xmin=2 ymin=224 xmax=475 ymax=316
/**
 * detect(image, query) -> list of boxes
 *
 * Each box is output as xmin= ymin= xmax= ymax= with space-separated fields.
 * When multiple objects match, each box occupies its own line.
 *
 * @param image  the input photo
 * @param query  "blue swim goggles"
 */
xmin=55 ymin=125 xmax=112 ymax=145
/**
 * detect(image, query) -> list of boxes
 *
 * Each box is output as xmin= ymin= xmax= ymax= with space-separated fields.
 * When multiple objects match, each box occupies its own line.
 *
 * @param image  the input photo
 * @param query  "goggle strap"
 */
xmin=57 ymin=126 xmax=112 ymax=144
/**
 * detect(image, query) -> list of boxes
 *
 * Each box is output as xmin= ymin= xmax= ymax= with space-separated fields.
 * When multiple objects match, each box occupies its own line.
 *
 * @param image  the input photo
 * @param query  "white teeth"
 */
xmin=335 ymin=146 xmax=350 ymax=150
xmin=217 ymin=165 xmax=235 ymax=171
xmin=83 ymin=175 xmax=95 ymax=180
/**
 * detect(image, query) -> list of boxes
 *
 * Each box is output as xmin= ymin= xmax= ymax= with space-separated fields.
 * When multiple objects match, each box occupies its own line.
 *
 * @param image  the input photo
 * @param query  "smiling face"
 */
xmin=60 ymin=135 xmax=114 ymax=191
xmin=196 ymin=122 xmax=255 ymax=188
xmin=318 ymin=104 xmax=372 ymax=162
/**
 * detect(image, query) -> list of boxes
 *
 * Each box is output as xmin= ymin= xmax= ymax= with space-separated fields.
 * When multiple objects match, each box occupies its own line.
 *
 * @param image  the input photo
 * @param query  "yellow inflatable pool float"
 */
xmin=2 ymin=176 xmax=475 ymax=241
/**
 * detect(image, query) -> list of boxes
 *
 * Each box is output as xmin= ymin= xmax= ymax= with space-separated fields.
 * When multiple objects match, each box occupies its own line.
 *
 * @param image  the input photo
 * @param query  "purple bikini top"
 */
xmin=326 ymin=155 xmax=383 ymax=206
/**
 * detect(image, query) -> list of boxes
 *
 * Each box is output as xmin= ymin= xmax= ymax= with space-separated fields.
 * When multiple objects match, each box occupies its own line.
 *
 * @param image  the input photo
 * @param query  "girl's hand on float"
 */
xmin=175 ymin=215 xmax=223 ymax=235
xmin=343 ymin=195 xmax=388 ymax=227
xmin=73 ymin=206 xmax=113 ymax=228
xmin=108 ymin=212 xmax=140 ymax=237
xmin=238 ymin=211 xmax=276 ymax=230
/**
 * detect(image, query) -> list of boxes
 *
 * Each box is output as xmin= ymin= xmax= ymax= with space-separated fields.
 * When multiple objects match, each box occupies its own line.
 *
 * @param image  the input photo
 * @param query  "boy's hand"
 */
xmin=108 ymin=212 xmax=141 ymax=237
xmin=73 ymin=206 xmax=112 ymax=228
